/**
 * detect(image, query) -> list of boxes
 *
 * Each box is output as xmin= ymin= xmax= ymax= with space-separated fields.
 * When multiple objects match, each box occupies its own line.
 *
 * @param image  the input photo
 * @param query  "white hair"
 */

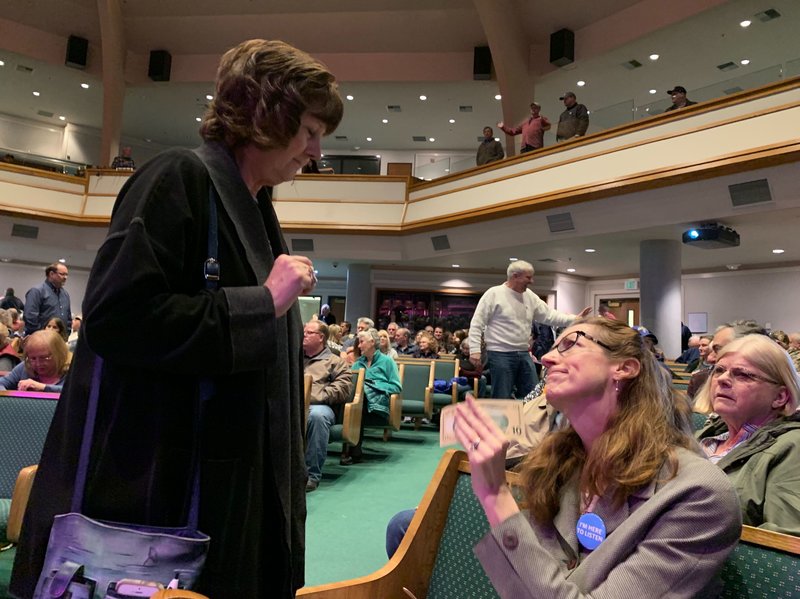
xmin=507 ymin=260 xmax=534 ymax=279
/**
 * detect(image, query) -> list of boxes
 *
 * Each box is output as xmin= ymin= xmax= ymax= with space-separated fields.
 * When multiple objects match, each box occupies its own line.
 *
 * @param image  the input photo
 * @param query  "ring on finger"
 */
xmin=470 ymin=438 xmax=480 ymax=451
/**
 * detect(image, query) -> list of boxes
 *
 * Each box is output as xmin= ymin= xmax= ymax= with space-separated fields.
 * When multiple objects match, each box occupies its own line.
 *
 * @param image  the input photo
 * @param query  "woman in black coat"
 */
xmin=11 ymin=39 xmax=343 ymax=599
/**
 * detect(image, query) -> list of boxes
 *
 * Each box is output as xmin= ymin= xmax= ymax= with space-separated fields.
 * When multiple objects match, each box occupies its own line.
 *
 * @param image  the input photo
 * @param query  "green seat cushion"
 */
xmin=431 ymin=392 xmax=454 ymax=409
xmin=428 ymin=474 xmax=499 ymax=599
xmin=402 ymin=400 xmax=426 ymax=417
xmin=0 ymin=499 xmax=9 ymax=542
xmin=0 ymin=545 xmax=16 ymax=599
xmin=719 ymin=539 xmax=800 ymax=598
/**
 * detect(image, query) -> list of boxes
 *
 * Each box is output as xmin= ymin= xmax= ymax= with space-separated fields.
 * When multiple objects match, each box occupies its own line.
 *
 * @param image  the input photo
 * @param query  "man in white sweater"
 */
xmin=468 ymin=260 xmax=590 ymax=399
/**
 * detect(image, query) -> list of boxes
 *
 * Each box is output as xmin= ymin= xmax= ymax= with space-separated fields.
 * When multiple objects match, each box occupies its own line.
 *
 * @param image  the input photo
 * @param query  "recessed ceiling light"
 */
xmin=452 ymin=264 xmax=460 ymax=268
xmin=509 ymin=257 xmax=517 ymax=261
xmin=740 ymin=19 xmax=751 ymax=27
xmin=346 ymin=94 xmax=354 ymax=101
xmin=376 ymin=154 xmax=381 ymax=158
xmin=577 ymin=80 xmax=586 ymax=87
xmin=429 ymin=137 xmax=435 ymax=142
xmin=740 ymin=59 xmax=750 ymax=65
xmin=772 ymin=248 xmax=785 ymax=254
xmin=205 ymin=94 xmax=213 ymax=101
xmin=585 ymin=248 xmax=596 ymax=253
xmin=494 ymin=137 xmax=500 ymax=142
xmin=0 ymin=60 xmax=5 ymax=66
xmin=32 ymin=91 xmax=40 ymax=96
xmin=494 ymin=94 xmax=502 ymax=100
xmin=195 ymin=117 xmax=201 ymax=122
xmin=366 ymin=137 xmax=372 ymax=141
xmin=80 ymin=83 xmax=90 ymax=89
xmin=649 ymin=54 xmax=660 ymax=61
xmin=448 ymin=118 xmax=455 ymax=123
xmin=382 ymin=118 xmax=388 ymax=124
xmin=419 ymin=95 xmax=427 ymax=101
xmin=58 ymin=258 xmax=66 ymax=263
xmin=566 ymin=268 xmax=576 ymax=273
xmin=58 ymin=115 xmax=66 ymax=121
xmin=145 ymin=138 xmax=152 ymax=142
xmin=444 ymin=169 xmax=450 ymax=172
xmin=649 ymin=89 xmax=657 ymax=94
xmin=354 ymin=146 xmax=361 ymax=150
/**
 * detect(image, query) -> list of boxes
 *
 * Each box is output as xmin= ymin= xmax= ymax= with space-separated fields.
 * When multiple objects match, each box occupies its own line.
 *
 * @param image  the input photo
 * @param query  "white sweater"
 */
xmin=468 ymin=284 xmax=576 ymax=353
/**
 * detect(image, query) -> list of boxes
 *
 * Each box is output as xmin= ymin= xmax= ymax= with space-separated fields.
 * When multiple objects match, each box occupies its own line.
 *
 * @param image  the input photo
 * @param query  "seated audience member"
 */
xmin=676 ymin=335 xmax=701 ymax=364
xmin=0 ymin=330 xmax=68 ymax=392
xmin=340 ymin=320 xmax=353 ymax=342
xmin=457 ymin=339 xmax=487 ymax=398
xmin=413 ymin=332 xmax=440 ymax=359
xmin=694 ymin=334 xmax=800 ymax=535
xmin=111 ymin=145 xmax=135 ymax=169
xmin=378 ymin=329 xmax=398 ymax=360
xmin=8 ymin=308 xmax=24 ymax=336
xmin=433 ymin=326 xmax=453 ymax=354
xmin=67 ymin=315 xmax=81 ymax=352
xmin=0 ymin=324 xmax=21 ymax=371
xmin=343 ymin=317 xmax=374 ymax=349
xmin=453 ymin=317 xmax=740 ymax=597
xmin=665 ymin=86 xmax=697 ymax=111
xmin=342 ymin=328 xmax=402 ymax=465
xmin=326 ymin=323 xmax=343 ymax=355
xmin=686 ymin=334 xmax=712 ymax=373
xmin=1 ymin=287 xmax=24 ymax=312
xmin=303 ymin=321 xmax=353 ymax=492
xmin=789 ymin=332 xmax=800 ymax=371
xmin=44 ymin=316 xmax=69 ymax=342
xmin=689 ymin=320 xmax=767 ymax=401
xmin=387 ymin=321 xmax=399 ymax=347
xmin=395 ymin=327 xmax=417 ymax=356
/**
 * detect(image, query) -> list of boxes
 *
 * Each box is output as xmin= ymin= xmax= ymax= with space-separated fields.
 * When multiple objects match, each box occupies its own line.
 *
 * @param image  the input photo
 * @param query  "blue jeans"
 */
xmin=487 ymin=350 xmax=538 ymax=399
xmin=305 ymin=404 xmax=335 ymax=483
xmin=386 ymin=509 xmax=416 ymax=558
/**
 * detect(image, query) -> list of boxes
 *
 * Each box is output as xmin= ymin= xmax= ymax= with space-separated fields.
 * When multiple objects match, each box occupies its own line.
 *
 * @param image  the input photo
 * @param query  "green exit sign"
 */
xmin=624 ymin=279 xmax=639 ymax=290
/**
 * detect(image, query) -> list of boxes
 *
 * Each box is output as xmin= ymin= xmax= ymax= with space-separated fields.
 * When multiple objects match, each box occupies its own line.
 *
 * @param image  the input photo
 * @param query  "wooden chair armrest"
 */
xmin=389 ymin=393 xmax=402 ymax=431
xmin=342 ymin=401 xmax=363 ymax=446
xmin=424 ymin=387 xmax=434 ymax=419
xmin=8 ymin=465 xmax=38 ymax=543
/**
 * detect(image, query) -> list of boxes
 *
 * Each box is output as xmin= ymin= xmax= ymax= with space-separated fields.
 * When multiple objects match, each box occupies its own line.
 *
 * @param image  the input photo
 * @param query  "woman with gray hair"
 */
xmin=342 ymin=328 xmax=401 ymax=465
xmin=695 ymin=334 xmax=800 ymax=535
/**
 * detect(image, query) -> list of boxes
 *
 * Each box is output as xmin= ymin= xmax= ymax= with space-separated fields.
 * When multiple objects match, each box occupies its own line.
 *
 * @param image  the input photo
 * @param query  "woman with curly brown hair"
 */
xmin=455 ymin=317 xmax=741 ymax=598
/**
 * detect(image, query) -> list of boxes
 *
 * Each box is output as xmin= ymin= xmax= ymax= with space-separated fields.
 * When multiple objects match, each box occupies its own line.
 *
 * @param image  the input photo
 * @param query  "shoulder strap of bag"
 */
xmin=71 ymin=181 xmax=219 ymax=533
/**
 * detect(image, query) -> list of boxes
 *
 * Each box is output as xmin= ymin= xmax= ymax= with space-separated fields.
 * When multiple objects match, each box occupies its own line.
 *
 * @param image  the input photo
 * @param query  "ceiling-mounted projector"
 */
xmin=682 ymin=223 xmax=740 ymax=249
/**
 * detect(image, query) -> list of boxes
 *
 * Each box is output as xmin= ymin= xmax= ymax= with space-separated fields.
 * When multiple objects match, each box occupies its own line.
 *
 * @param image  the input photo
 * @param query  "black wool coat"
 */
xmin=11 ymin=142 xmax=307 ymax=598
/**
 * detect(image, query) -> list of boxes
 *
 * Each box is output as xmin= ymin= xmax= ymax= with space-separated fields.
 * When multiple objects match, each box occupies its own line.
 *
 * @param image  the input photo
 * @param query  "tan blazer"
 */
xmin=475 ymin=447 xmax=742 ymax=598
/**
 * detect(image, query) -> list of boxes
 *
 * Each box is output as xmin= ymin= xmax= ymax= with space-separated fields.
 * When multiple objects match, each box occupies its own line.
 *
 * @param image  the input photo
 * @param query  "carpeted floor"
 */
xmin=304 ymin=425 xmax=446 ymax=587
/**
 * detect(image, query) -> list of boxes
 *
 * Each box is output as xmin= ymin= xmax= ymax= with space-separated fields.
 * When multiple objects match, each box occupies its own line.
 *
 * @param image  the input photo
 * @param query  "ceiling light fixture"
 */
xmin=566 ymin=268 xmax=576 ymax=273
xmin=376 ymin=154 xmax=381 ymax=158
xmin=205 ymin=94 xmax=213 ymax=101
xmin=58 ymin=115 xmax=66 ymax=121
xmin=419 ymin=95 xmax=427 ymax=101
xmin=649 ymin=54 xmax=660 ymax=61
xmin=448 ymin=118 xmax=455 ymax=123
xmin=740 ymin=19 xmax=751 ymax=27
xmin=195 ymin=117 xmax=201 ymax=122
xmin=452 ymin=264 xmax=460 ymax=268
xmin=346 ymin=94 xmax=354 ymax=101
xmin=772 ymin=248 xmax=785 ymax=254
xmin=32 ymin=91 xmax=40 ymax=96
xmin=366 ymin=137 xmax=372 ymax=141
xmin=80 ymin=83 xmax=89 ymax=89
xmin=649 ymin=89 xmax=657 ymax=94
xmin=740 ymin=59 xmax=750 ymax=65
xmin=428 ymin=137 xmax=435 ymax=142
xmin=509 ymin=257 xmax=517 ymax=261
xmin=382 ymin=118 xmax=388 ymax=124
xmin=577 ymin=80 xmax=586 ymax=87
xmin=0 ymin=60 xmax=5 ymax=66
xmin=494 ymin=94 xmax=502 ymax=100
xmin=584 ymin=248 xmax=596 ymax=253
xmin=354 ymin=146 xmax=361 ymax=150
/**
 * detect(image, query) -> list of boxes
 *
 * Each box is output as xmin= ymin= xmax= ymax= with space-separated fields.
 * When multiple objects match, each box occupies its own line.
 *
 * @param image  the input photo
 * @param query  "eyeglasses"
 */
xmin=554 ymin=330 xmax=614 ymax=354
xmin=711 ymin=365 xmax=779 ymax=386
xmin=25 ymin=355 xmax=53 ymax=364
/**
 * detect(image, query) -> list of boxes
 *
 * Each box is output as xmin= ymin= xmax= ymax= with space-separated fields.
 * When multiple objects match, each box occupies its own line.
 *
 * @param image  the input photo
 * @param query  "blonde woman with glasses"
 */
xmin=0 ymin=329 xmax=68 ymax=392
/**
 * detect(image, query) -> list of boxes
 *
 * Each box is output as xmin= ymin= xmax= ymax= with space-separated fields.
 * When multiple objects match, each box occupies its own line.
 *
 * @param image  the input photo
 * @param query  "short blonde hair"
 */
xmin=23 ymin=329 xmax=69 ymax=377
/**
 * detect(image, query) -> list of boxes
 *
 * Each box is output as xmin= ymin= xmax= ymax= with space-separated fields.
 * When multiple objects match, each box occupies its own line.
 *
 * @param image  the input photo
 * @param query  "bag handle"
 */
xmin=71 ymin=183 xmax=220 ymax=532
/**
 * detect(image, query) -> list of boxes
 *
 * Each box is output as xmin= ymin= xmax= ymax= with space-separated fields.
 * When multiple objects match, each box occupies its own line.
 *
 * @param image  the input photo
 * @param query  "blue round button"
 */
xmin=576 ymin=512 xmax=606 ymax=551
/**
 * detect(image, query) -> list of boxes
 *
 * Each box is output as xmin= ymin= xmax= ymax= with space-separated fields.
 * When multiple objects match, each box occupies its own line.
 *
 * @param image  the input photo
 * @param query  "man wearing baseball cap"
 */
xmin=665 ymin=86 xmax=697 ymax=111
xmin=497 ymin=102 xmax=551 ymax=153
xmin=556 ymin=92 xmax=589 ymax=141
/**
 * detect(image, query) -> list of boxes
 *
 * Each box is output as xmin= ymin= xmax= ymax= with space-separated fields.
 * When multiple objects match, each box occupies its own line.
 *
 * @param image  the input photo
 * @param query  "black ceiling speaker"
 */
xmin=148 ymin=50 xmax=172 ymax=82
xmin=65 ymin=35 xmax=88 ymax=69
xmin=550 ymin=29 xmax=574 ymax=67
xmin=473 ymin=46 xmax=492 ymax=81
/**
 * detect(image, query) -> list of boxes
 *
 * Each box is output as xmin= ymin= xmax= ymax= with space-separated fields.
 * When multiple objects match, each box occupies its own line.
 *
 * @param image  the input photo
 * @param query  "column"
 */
xmin=97 ymin=0 xmax=126 ymax=166
xmin=344 ymin=264 xmax=372 ymax=323
xmin=639 ymin=240 xmax=682 ymax=359
xmin=473 ymin=0 xmax=537 ymax=158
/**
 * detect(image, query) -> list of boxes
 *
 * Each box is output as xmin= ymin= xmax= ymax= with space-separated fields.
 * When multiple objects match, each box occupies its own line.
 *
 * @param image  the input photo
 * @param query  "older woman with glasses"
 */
xmin=455 ymin=317 xmax=740 ymax=598
xmin=694 ymin=334 xmax=800 ymax=535
xmin=0 ymin=329 xmax=68 ymax=393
